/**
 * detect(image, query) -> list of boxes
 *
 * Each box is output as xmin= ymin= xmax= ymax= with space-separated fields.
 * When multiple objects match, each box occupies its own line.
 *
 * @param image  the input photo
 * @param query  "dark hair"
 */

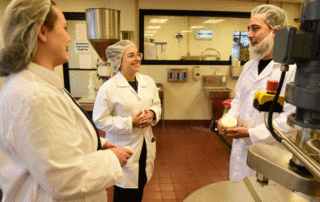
xmin=43 ymin=1 xmax=58 ymax=31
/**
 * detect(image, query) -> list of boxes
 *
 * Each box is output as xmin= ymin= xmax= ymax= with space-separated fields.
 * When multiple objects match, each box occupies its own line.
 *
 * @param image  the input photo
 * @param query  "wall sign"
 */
xmin=74 ymin=42 xmax=90 ymax=53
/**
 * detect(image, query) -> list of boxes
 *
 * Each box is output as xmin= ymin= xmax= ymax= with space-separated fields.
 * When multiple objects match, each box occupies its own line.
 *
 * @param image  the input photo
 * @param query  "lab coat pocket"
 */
xmin=147 ymin=136 xmax=156 ymax=180
xmin=150 ymin=136 xmax=156 ymax=161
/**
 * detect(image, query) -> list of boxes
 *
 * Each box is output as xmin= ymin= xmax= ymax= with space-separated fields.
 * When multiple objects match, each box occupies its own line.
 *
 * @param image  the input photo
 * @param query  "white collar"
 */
xmin=27 ymin=62 xmax=64 ymax=90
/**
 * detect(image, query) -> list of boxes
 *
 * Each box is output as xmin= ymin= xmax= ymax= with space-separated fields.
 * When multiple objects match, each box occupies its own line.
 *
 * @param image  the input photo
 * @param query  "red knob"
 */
xmin=267 ymin=80 xmax=278 ymax=93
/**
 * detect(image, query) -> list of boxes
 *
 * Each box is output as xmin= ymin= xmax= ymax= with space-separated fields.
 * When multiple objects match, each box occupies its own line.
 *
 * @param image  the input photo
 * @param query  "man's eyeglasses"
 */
xmin=124 ymin=52 xmax=143 ymax=59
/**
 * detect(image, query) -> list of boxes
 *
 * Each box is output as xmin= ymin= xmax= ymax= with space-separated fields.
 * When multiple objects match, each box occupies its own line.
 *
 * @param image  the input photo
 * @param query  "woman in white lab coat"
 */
xmin=93 ymin=40 xmax=161 ymax=202
xmin=0 ymin=1 xmax=132 ymax=201
xmin=217 ymin=4 xmax=297 ymax=181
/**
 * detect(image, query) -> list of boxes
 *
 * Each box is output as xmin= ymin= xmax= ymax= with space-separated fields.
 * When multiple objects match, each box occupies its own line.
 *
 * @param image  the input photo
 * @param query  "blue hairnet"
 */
xmin=251 ymin=4 xmax=288 ymax=29
xmin=0 ymin=0 xmax=51 ymax=76
xmin=105 ymin=40 xmax=135 ymax=73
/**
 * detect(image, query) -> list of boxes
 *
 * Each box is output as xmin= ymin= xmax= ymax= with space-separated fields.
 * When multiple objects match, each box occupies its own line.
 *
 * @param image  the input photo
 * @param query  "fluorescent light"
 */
xmin=145 ymin=30 xmax=157 ymax=33
xmin=181 ymin=30 xmax=193 ymax=33
xmin=149 ymin=19 xmax=168 ymax=23
xmin=190 ymin=26 xmax=205 ymax=29
xmin=203 ymin=19 xmax=224 ymax=24
xmin=144 ymin=34 xmax=154 ymax=36
xmin=146 ymin=26 xmax=161 ymax=29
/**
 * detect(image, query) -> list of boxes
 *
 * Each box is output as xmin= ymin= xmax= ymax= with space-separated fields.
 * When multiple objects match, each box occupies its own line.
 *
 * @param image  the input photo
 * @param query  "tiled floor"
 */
xmin=107 ymin=122 xmax=231 ymax=202
xmin=0 ymin=123 xmax=230 ymax=202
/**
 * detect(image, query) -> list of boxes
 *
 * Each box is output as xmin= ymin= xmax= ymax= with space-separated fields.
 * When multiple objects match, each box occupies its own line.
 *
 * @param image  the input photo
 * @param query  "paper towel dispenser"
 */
xmin=193 ymin=66 xmax=201 ymax=81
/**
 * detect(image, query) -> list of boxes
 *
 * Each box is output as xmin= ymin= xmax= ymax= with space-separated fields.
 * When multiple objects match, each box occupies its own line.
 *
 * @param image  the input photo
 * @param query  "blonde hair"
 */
xmin=0 ymin=0 xmax=55 ymax=76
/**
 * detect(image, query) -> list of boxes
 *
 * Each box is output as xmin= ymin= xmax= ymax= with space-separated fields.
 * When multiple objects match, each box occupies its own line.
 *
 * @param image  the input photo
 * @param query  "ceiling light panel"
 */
xmin=147 ymin=26 xmax=161 ymax=29
xmin=150 ymin=19 xmax=168 ymax=23
xmin=190 ymin=26 xmax=205 ymax=29
xmin=181 ymin=30 xmax=193 ymax=33
xmin=203 ymin=19 xmax=224 ymax=24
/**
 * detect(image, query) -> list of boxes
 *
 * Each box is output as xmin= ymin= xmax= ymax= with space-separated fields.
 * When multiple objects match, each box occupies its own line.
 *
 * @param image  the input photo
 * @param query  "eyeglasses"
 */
xmin=124 ymin=52 xmax=143 ymax=59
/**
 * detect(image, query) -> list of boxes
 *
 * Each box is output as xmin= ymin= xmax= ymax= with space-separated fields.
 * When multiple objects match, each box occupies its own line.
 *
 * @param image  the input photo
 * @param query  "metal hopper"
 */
xmin=86 ymin=8 xmax=120 ymax=79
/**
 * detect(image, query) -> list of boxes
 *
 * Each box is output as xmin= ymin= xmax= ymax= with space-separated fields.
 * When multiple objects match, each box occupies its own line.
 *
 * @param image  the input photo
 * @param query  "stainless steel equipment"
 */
xmin=86 ymin=8 xmax=120 ymax=81
xmin=246 ymin=0 xmax=320 ymax=200
xmin=184 ymin=176 xmax=313 ymax=202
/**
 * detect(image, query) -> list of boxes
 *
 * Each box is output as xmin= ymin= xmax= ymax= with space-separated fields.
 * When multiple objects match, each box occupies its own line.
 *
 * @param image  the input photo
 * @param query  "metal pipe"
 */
xmin=264 ymin=112 xmax=320 ymax=180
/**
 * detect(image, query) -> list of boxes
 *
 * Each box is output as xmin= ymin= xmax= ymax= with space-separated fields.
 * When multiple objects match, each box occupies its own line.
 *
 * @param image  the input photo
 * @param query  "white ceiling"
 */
xmin=235 ymin=0 xmax=302 ymax=3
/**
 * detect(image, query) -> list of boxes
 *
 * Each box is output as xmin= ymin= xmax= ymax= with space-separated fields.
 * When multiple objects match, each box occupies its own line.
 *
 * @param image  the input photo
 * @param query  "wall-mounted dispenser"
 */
xmin=167 ymin=68 xmax=188 ymax=82
xmin=222 ymin=75 xmax=226 ymax=83
xmin=193 ymin=66 xmax=201 ymax=81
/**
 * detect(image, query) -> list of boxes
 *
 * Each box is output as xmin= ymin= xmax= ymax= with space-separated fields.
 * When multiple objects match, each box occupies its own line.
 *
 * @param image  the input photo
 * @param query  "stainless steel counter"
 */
xmin=184 ymin=176 xmax=316 ymax=202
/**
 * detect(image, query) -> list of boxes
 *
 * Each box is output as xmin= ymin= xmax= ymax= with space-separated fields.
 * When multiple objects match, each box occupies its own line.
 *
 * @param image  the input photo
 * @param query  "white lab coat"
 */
xmin=0 ymin=63 xmax=123 ymax=202
xmin=93 ymin=72 xmax=161 ymax=188
xmin=225 ymin=60 xmax=297 ymax=181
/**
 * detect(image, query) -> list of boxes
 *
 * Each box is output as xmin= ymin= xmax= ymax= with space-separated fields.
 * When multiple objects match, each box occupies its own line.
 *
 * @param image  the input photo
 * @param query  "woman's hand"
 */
xmin=132 ymin=110 xmax=144 ymax=128
xmin=139 ymin=109 xmax=154 ymax=128
xmin=132 ymin=109 xmax=154 ymax=128
xmin=109 ymin=147 xmax=133 ymax=167
xmin=102 ymin=140 xmax=118 ymax=150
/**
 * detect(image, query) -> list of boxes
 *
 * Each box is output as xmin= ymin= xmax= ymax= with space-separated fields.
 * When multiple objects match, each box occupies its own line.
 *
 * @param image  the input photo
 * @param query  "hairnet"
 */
xmin=0 ymin=0 xmax=51 ymax=76
xmin=251 ymin=4 xmax=288 ymax=29
xmin=105 ymin=40 xmax=136 ymax=73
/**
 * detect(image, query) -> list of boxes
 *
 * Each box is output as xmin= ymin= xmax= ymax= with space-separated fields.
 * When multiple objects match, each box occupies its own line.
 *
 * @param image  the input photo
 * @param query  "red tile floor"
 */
xmin=107 ymin=122 xmax=231 ymax=202
xmin=0 ymin=123 xmax=230 ymax=202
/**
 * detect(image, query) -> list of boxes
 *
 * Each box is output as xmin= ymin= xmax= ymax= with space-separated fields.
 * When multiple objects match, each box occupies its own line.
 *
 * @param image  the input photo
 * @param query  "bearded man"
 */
xmin=217 ymin=4 xmax=297 ymax=181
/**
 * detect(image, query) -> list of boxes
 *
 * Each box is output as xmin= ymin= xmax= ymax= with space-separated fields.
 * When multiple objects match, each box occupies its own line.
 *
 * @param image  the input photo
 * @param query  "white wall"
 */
xmin=139 ymin=65 xmax=238 ymax=120
xmin=0 ymin=0 xmax=301 ymax=121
